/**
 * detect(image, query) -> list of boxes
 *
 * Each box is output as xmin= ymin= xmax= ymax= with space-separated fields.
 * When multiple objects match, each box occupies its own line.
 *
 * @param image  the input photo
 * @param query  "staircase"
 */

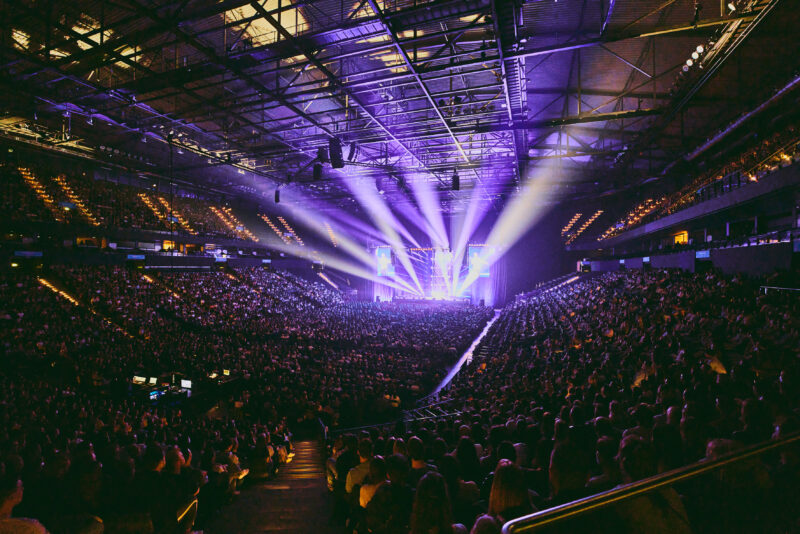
xmin=52 ymin=174 xmax=100 ymax=226
xmin=157 ymin=196 xmax=198 ymax=235
xmin=259 ymin=213 xmax=292 ymax=245
xmin=277 ymin=216 xmax=304 ymax=246
xmin=19 ymin=167 xmax=64 ymax=222
xmin=137 ymin=192 xmax=171 ymax=227
xmin=223 ymin=206 xmax=259 ymax=242
xmin=211 ymin=206 xmax=259 ymax=242
xmin=204 ymin=441 xmax=337 ymax=534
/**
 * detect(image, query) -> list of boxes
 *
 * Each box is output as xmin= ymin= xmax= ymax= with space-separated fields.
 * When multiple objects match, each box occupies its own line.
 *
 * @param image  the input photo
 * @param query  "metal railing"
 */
xmin=329 ymin=397 xmax=463 ymax=436
xmin=502 ymin=431 xmax=800 ymax=533
xmin=760 ymin=285 xmax=800 ymax=295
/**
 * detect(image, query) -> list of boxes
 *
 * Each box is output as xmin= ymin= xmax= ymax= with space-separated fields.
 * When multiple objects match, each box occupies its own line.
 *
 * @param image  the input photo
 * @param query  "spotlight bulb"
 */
xmin=696 ymin=45 xmax=704 ymax=53
xmin=691 ymin=52 xmax=699 ymax=60
xmin=686 ymin=59 xmax=693 ymax=67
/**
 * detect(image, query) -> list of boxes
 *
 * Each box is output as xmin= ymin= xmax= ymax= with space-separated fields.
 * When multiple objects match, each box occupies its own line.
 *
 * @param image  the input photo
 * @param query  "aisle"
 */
xmin=204 ymin=440 xmax=339 ymax=534
xmin=428 ymin=309 xmax=501 ymax=398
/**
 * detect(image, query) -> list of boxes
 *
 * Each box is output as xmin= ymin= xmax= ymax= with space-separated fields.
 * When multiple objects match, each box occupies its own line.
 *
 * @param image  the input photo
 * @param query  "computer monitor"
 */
xmin=132 ymin=376 xmax=146 ymax=384
xmin=180 ymin=379 xmax=192 ymax=389
xmin=148 ymin=377 xmax=157 ymax=385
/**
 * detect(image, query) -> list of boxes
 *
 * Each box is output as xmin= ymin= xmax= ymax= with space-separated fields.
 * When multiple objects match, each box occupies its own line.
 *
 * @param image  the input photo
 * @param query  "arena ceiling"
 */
xmin=0 ymin=0 xmax=797 ymax=213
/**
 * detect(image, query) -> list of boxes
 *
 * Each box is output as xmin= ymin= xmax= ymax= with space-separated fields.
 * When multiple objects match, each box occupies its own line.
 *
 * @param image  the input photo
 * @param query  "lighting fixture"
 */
xmin=686 ymin=59 xmax=693 ymax=67
xmin=696 ymin=45 xmax=704 ymax=53
xmin=727 ymin=2 xmax=736 ymax=12
xmin=691 ymin=52 xmax=699 ymax=60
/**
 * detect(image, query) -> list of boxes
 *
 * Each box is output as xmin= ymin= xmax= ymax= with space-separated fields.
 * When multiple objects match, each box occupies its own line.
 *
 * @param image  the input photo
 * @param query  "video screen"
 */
xmin=468 ymin=245 xmax=490 ymax=278
xmin=376 ymin=246 xmax=394 ymax=277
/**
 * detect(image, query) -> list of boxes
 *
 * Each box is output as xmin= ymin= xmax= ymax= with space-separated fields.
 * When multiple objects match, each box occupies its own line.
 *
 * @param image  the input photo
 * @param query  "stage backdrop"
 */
xmin=491 ymin=208 xmax=570 ymax=305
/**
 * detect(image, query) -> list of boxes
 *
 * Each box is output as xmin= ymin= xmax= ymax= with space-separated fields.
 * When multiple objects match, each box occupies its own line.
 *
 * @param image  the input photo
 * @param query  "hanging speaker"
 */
xmin=274 ymin=188 xmax=280 ymax=203
xmin=329 ymin=137 xmax=344 ymax=168
xmin=317 ymin=147 xmax=329 ymax=163
xmin=347 ymin=142 xmax=358 ymax=161
xmin=313 ymin=163 xmax=323 ymax=181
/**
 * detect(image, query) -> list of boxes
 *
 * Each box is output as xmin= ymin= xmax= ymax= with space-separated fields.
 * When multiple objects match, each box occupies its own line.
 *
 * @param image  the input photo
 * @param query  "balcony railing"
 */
xmin=502 ymin=431 xmax=800 ymax=533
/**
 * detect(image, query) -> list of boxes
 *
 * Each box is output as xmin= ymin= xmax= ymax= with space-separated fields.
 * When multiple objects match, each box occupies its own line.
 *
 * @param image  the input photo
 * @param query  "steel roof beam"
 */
xmin=246 ymin=0 xmax=461 ymax=189
xmin=120 ymin=0 xmax=339 ymax=143
xmin=71 ymin=1 xmax=493 ymax=81
xmin=115 ymin=47 xmax=501 ymax=116
xmin=364 ymin=0 xmax=477 ymax=176
xmin=507 ymin=13 xmax=758 ymax=60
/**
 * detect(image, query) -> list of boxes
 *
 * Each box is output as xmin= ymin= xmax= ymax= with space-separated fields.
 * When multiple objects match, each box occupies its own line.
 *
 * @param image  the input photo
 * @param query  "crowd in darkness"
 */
xmin=0 ymin=266 xmax=492 ymax=533
xmin=326 ymin=270 xmax=800 ymax=534
xmin=0 ymin=164 xmax=255 ymax=240
xmin=657 ymin=126 xmax=799 ymax=219
xmin=1 ymin=260 xmax=798 ymax=533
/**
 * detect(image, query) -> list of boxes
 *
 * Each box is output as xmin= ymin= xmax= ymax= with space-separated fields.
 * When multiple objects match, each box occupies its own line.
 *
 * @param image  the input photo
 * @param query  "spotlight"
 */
xmin=686 ymin=59 xmax=693 ymax=67
xmin=727 ymin=2 xmax=736 ymax=12
xmin=274 ymin=188 xmax=280 ymax=203
xmin=691 ymin=51 xmax=699 ymax=60
xmin=682 ymin=65 xmax=690 ymax=72
xmin=696 ymin=45 xmax=704 ymax=54
xmin=376 ymin=176 xmax=384 ymax=194
xmin=452 ymin=169 xmax=460 ymax=191
xmin=86 ymin=115 xmax=93 ymax=125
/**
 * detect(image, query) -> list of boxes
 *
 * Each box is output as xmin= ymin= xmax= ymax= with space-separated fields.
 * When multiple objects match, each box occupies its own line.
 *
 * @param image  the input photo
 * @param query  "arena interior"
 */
xmin=0 ymin=0 xmax=799 ymax=533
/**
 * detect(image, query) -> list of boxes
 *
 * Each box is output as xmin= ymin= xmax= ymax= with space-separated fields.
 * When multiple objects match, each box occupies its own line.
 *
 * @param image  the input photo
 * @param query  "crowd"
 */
xmin=326 ymin=269 xmax=800 ymax=534
xmin=0 ymin=265 xmax=492 ymax=533
xmin=659 ymin=126 xmax=798 ymax=221
xmin=1 ymin=164 xmax=257 ymax=241
xmin=2 ymin=255 xmax=798 ymax=534
xmin=596 ymin=124 xmax=800 ymax=241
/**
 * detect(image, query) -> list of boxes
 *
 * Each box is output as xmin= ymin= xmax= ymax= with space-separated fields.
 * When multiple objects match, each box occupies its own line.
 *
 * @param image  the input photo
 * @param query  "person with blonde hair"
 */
xmin=488 ymin=460 xmax=535 ymax=524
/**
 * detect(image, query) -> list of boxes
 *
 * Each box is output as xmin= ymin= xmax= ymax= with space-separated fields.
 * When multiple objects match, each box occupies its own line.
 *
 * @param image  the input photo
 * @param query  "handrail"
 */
xmin=330 ymin=398 xmax=464 ymax=436
xmin=502 ymin=431 xmax=800 ymax=533
xmin=176 ymin=498 xmax=198 ymax=523
xmin=760 ymin=285 xmax=800 ymax=294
